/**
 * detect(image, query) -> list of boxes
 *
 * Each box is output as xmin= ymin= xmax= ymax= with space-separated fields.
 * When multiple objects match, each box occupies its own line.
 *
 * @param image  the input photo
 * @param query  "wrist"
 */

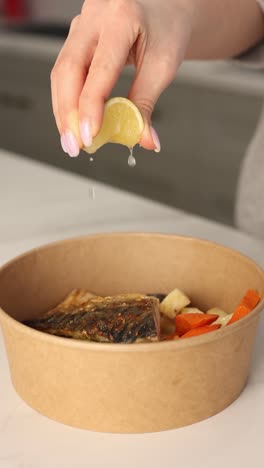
xmin=175 ymin=0 xmax=198 ymax=22
xmin=174 ymin=0 xmax=199 ymax=44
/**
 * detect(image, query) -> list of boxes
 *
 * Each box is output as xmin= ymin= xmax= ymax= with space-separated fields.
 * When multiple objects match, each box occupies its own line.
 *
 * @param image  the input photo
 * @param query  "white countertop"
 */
xmin=1 ymin=31 xmax=264 ymax=97
xmin=0 ymin=149 xmax=264 ymax=468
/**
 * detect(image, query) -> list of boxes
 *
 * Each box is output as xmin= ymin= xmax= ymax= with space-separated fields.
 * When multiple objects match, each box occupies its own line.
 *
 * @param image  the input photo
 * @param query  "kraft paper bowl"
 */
xmin=0 ymin=233 xmax=263 ymax=434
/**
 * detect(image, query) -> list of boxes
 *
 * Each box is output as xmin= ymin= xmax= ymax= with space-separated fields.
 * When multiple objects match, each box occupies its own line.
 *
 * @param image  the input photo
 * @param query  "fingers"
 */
xmin=79 ymin=20 xmax=135 ymax=144
xmin=50 ymin=16 xmax=97 ymax=156
xmin=51 ymin=15 xmax=80 ymax=134
xmin=51 ymin=0 xmax=180 ymax=157
xmin=55 ymin=58 xmax=87 ymax=156
xmin=128 ymin=50 xmax=179 ymax=152
xmin=51 ymin=0 xmax=139 ymax=156
xmin=50 ymin=73 xmax=61 ymax=133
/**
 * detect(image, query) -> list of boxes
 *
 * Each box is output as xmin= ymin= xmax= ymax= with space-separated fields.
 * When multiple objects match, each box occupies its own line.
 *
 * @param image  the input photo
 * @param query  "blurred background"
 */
xmin=0 ymin=0 xmax=263 ymax=227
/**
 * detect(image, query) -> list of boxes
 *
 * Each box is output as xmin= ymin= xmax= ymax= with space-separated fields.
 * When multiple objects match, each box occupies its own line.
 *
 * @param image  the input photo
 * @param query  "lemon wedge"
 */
xmin=83 ymin=97 xmax=144 ymax=154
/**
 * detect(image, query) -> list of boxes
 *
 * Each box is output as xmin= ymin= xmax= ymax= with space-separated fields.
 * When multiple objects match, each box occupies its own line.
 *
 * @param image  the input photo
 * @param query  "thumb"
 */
xmin=128 ymin=54 xmax=177 ymax=152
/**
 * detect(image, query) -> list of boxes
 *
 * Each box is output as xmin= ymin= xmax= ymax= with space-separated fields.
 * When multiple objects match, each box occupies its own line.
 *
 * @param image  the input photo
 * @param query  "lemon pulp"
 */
xmin=83 ymin=97 xmax=144 ymax=155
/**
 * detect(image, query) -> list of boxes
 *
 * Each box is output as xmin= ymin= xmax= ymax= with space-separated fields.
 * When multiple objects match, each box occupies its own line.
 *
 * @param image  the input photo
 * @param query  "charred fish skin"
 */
xmin=24 ymin=294 xmax=160 ymax=344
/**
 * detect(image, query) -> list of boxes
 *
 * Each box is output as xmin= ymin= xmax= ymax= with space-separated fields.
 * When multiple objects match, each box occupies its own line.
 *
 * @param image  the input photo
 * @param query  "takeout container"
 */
xmin=0 ymin=233 xmax=263 ymax=433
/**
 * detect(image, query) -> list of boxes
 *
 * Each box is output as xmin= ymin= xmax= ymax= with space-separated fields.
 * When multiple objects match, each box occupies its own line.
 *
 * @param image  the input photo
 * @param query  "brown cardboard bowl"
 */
xmin=0 ymin=233 xmax=264 ymax=434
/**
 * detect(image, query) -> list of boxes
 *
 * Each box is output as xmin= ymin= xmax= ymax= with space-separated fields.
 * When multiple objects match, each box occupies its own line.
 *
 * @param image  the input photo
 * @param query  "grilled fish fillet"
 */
xmin=24 ymin=291 xmax=160 ymax=343
xmin=44 ymin=289 xmax=98 ymax=317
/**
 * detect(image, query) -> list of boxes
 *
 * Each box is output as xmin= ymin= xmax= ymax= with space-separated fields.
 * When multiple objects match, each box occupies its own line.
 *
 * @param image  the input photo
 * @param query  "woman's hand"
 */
xmin=51 ymin=0 xmax=194 ymax=157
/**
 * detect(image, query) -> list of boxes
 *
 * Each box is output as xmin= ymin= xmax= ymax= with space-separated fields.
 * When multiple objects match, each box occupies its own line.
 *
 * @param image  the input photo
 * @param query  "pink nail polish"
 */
xmin=61 ymin=130 xmax=80 ymax=157
xmin=150 ymin=126 xmax=161 ymax=153
xmin=80 ymin=119 xmax=92 ymax=147
xmin=60 ymin=134 xmax=68 ymax=153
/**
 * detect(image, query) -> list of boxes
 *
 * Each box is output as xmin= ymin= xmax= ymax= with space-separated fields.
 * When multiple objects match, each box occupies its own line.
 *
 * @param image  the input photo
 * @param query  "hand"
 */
xmin=51 ymin=0 xmax=194 ymax=157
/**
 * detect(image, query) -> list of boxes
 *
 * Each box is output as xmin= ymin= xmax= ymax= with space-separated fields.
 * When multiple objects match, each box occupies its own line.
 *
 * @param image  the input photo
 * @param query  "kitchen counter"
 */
xmin=0 ymin=149 xmax=264 ymax=468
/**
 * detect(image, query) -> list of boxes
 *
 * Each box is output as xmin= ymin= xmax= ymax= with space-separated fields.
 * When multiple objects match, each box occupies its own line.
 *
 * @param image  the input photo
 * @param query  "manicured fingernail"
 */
xmin=80 ymin=119 xmax=92 ymax=147
xmin=150 ymin=126 xmax=161 ymax=153
xmin=61 ymin=130 xmax=80 ymax=157
xmin=60 ymin=134 xmax=68 ymax=153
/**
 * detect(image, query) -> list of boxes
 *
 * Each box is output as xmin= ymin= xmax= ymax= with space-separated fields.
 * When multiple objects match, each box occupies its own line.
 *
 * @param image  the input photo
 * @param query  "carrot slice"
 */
xmin=242 ymin=289 xmax=261 ymax=309
xmin=228 ymin=289 xmax=261 ymax=325
xmin=175 ymin=313 xmax=219 ymax=337
xmin=181 ymin=324 xmax=221 ymax=338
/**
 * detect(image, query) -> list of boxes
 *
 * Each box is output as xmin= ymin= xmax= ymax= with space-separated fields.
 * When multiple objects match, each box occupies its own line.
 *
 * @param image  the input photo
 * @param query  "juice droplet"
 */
xmin=89 ymin=186 xmax=96 ymax=200
xmin=128 ymin=148 xmax=136 ymax=168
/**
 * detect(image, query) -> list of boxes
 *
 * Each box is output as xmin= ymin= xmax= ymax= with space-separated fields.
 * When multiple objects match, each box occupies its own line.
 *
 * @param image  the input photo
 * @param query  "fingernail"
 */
xmin=150 ymin=126 xmax=161 ymax=153
xmin=60 ymin=134 xmax=68 ymax=153
xmin=61 ymin=130 xmax=80 ymax=157
xmin=80 ymin=119 xmax=92 ymax=147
